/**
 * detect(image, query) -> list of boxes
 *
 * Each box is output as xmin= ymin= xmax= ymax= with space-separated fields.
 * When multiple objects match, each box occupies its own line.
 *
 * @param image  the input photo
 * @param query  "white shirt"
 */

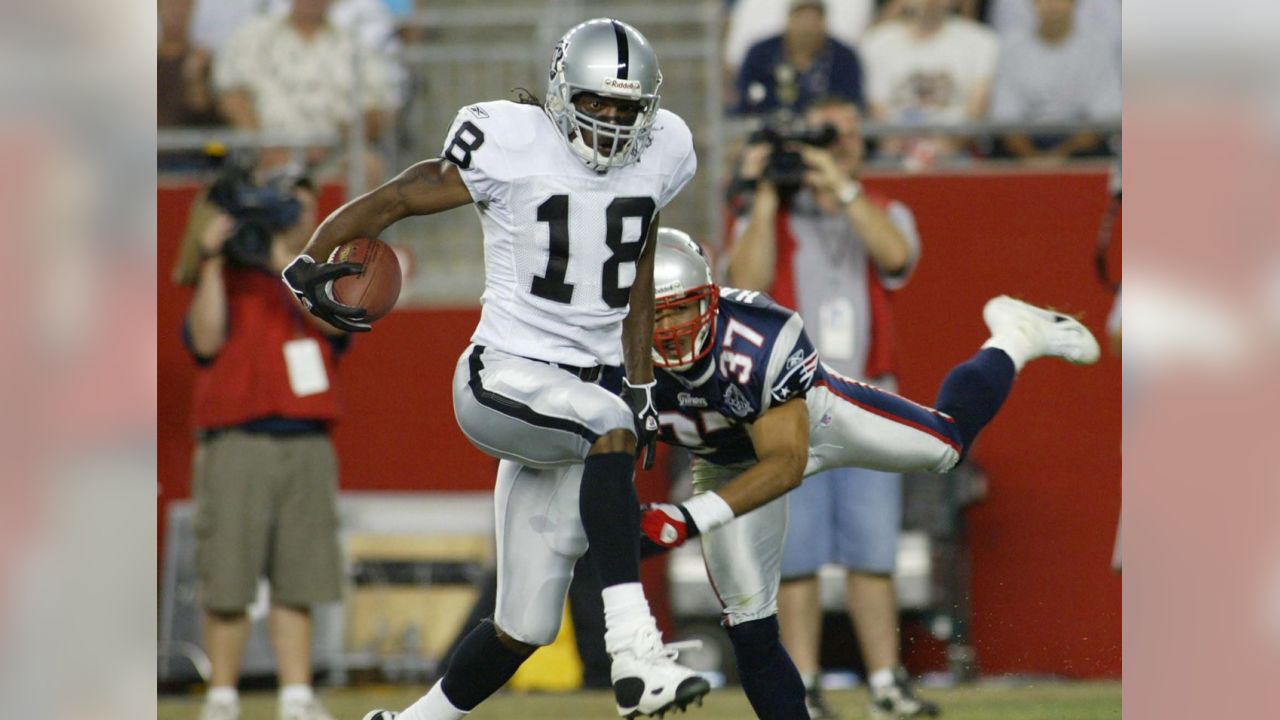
xmin=990 ymin=30 xmax=1121 ymax=123
xmin=192 ymin=0 xmax=268 ymax=51
xmin=723 ymin=0 xmax=875 ymax=70
xmin=443 ymin=101 xmax=698 ymax=366
xmin=861 ymin=17 xmax=999 ymax=124
xmin=213 ymin=17 xmax=396 ymax=137
xmin=989 ymin=0 xmax=1121 ymax=57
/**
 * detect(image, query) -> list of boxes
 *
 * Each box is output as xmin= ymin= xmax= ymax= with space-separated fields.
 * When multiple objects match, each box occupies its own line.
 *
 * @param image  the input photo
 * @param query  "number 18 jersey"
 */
xmin=441 ymin=101 xmax=698 ymax=367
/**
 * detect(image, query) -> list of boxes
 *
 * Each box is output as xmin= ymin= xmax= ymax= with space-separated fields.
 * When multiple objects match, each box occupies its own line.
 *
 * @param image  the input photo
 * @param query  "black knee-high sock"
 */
xmin=726 ymin=616 xmax=808 ymax=720
xmin=440 ymin=620 xmax=532 ymax=710
xmin=579 ymin=452 xmax=641 ymax=588
xmin=934 ymin=348 xmax=1017 ymax=457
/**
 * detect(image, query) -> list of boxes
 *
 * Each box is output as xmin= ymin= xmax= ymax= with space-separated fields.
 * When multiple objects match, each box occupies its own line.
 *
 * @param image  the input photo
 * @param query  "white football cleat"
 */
xmin=983 ymin=295 xmax=1100 ymax=366
xmin=611 ymin=625 xmax=711 ymax=718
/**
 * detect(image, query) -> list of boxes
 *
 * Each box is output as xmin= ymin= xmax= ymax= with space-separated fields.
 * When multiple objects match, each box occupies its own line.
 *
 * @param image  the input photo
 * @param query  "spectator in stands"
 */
xmin=158 ymin=0 xmax=220 ymax=129
xmin=174 ymin=164 xmax=347 ymax=720
xmin=724 ymin=0 xmax=875 ymax=79
xmin=267 ymin=0 xmax=410 ymax=110
xmin=734 ymin=0 xmax=865 ymax=116
xmin=726 ymin=97 xmax=938 ymax=720
xmin=191 ymin=0 xmax=269 ymax=53
xmin=988 ymin=0 xmax=1119 ymax=57
xmin=213 ymin=0 xmax=397 ymax=181
xmin=989 ymin=0 xmax=1121 ymax=162
xmin=860 ymin=0 xmax=999 ymax=168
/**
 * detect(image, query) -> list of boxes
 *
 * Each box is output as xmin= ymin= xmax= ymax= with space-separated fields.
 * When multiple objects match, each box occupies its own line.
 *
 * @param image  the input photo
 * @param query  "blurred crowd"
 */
xmin=727 ymin=0 xmax=1120 ymax=168
xmin=159 ymin=0 xmax=1121 ymax=178
xmin=158 ymin=0 xmax=409 ymax=182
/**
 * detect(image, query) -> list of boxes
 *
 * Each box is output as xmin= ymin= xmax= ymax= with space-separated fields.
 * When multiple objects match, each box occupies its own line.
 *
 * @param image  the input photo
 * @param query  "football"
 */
xmin=329 ymin=237 xmax=402 ymax=322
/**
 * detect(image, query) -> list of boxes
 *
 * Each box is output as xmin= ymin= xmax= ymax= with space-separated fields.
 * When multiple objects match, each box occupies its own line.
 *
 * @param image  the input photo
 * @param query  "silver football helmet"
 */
xmin=653 ymin=228 xmax=718 ymax=370
xmin=545 ymin=18 xmax=663 ymax=172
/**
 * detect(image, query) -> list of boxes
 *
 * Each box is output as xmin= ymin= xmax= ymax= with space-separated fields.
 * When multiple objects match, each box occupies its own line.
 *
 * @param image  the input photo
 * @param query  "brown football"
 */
xmin=329 ymin=238 xmax=402 ymax=322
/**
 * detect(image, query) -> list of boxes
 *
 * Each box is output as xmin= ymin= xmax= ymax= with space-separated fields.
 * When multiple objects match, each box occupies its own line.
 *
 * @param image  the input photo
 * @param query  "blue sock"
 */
xmin=934 ymin=348 xmax=1016 ymax=457
xmin=726 ymin=616 xmax=808 ymax=720
xmin=439 ymin=619 xmax=531 ymax=710
xmin=580 ymin=451 xmax=641 ymax=588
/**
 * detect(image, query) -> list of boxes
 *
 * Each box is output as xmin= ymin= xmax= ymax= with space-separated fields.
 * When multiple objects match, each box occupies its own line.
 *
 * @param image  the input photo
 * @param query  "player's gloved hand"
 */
xmin=282 ymin=255 xmax=371 ymax=333
xmin=622 ymin=379 xmax=659 ymax=470
xmin=640 ymin=502 xmax=699 ymax=550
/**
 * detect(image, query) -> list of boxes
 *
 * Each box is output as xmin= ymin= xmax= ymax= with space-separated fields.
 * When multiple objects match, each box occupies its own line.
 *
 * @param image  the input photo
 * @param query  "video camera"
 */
xmin=205 ymin=152 xmax=304 ymax=271
xmin=746 ymin=122 xmax=838 ymax=198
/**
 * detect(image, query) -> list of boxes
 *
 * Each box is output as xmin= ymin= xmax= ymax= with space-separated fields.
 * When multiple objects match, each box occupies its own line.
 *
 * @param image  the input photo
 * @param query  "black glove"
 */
xmin=281 ymin=255 xmax=371 ymax=333
xmin=622 ymin=379 xmax=659 ymax=470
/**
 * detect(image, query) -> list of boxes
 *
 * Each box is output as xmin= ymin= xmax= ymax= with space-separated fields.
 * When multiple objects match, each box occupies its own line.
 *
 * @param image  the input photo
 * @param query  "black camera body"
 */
xmin=205 ymin=156 xmax=302 ymax=271
xmin=747 ymin=123 xmax=838 ymax=198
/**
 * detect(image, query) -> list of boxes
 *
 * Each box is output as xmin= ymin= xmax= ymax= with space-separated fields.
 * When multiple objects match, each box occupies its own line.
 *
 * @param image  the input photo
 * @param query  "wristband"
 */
xmin=683 ymin=492 xmax=735 ymax=534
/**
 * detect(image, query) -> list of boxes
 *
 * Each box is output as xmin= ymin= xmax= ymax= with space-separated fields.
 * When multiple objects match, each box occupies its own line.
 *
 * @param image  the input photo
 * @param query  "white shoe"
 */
xmin=361 ymin=712 xmax=397 ymax=720
xmin=610 ymin=624 xmax=711 ymax=718
xmin=868 ymin=667 xmax=940 ymax=718
xmin=280 ymin=698 xmax=335 ymax=720
xmin=983 ymin=295 xmax=1100 ymax=366
xmin=199 ymin=699 xmax=240 ymax=720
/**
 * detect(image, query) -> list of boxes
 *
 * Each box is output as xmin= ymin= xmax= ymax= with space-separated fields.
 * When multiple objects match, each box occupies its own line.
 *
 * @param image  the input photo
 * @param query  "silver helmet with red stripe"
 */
xmin=653 ymin=228 xmax=718 ymax=370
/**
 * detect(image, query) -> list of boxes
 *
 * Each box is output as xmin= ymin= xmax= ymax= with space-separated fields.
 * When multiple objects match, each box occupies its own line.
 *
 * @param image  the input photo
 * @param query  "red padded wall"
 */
xmin=158 ymin=168 xmax=1121 ymax=676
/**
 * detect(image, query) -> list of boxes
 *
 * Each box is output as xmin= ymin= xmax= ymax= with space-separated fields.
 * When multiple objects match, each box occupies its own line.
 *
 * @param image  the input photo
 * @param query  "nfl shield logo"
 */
xmin=723 ymin=385 xmax=753 ymax=418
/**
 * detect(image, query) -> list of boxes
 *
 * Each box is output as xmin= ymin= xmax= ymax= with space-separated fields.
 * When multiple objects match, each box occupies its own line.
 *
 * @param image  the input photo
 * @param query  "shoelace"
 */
xmin=630 ymin=624 xmax=703 ymax=664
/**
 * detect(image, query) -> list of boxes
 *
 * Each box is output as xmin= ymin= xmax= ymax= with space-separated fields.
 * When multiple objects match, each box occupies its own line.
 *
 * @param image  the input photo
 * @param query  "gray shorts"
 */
xmin=451 ymin=344 xmax=633 ymax=467
xmin=450 ymin=343 xmax=635 ymax=645
xmin=192 ymin=430 xmax=343 ymax=612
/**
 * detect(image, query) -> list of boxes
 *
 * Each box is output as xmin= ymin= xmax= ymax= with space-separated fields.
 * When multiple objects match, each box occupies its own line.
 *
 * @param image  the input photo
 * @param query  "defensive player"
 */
xmin=638 ymin=229 xmax=1099 ymax=719
xmin=281 ymin=20 xmax=709 ymax=720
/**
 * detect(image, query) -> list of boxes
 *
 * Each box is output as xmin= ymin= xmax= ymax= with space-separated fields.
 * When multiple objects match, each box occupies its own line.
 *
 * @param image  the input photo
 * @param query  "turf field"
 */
xmin=159 ymin=680 xmax=1120 ymax=719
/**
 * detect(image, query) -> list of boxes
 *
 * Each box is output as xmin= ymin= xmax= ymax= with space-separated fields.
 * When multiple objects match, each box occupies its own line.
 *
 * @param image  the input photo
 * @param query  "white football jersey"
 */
xmin=441 ymin=100 xmax=697 ymax=367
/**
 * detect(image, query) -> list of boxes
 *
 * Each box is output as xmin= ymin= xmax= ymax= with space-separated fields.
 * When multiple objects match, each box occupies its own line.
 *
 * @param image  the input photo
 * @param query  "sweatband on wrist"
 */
xmin=683 ymin=491 xmax=735 ymax=533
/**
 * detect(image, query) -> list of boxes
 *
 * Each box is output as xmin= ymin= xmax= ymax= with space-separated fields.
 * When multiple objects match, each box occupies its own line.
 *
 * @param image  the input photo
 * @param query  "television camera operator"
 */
xmin=173 ymin=152 xmax=349 ymax=720
xmin=726 ymin=98 xmax=937 ymax=718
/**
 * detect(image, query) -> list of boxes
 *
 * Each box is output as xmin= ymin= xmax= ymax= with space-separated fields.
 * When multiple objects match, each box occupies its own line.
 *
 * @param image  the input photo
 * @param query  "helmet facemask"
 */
xmin=653 ymin=284 xmax=718 ymax=371
xmin=548 ymin=83 xmax=658 ymax=171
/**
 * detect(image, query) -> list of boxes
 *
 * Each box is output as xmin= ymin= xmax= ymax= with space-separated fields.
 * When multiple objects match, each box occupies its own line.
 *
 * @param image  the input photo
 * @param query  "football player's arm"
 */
xmin=620 ymin=214 xmax=661 ymax=468
xmin=622 ymin=213 xmax=660 ymax=385
xmin=726 ymin=398 xmax=810 ymax=514
xmin=301 ymin=159 xmax=473 ymax=263
xmin=641 ymin=398 xmax=809 ymax=550
xmin=283 ymin=160 xmax=473 ymax=331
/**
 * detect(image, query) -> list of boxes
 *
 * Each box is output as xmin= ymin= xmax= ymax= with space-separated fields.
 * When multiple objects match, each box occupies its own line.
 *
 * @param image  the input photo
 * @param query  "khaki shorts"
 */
xmin=192 ymin=430 xmax=343 ymax=612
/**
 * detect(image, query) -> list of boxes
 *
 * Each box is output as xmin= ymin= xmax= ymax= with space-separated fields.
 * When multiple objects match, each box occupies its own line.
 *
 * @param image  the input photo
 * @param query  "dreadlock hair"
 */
xmin=511 ymin=87 xmax=543 ymax=107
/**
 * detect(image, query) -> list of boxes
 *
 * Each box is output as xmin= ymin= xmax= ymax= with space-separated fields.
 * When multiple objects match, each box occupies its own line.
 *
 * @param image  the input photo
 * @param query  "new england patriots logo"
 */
xmin=723 ymin=385 xmax=753 ymax=418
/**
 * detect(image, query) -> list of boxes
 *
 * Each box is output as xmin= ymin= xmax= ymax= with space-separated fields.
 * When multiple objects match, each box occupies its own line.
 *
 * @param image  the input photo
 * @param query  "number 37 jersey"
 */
xmin=441 ymin=101 xmax=698 ymax=367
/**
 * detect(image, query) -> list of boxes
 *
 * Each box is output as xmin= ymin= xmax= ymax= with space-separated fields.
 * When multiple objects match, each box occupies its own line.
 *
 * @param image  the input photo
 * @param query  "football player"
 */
xmin=281 ymin=19 xmax=708 ymax=720
xmin=638 ymin=229 xmax=1100 ymax=719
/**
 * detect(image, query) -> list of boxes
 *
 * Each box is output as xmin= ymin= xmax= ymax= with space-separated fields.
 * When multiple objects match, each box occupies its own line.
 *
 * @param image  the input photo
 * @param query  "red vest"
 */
xmin=727 ymin=192 xmax=900 ymax=380
xmin=191 ymin=269 xmax=343 ymax=430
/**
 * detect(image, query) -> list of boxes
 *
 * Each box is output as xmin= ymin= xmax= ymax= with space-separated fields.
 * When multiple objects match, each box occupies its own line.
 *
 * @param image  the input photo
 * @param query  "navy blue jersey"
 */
xmin=653 ymin=288 xmax=819 ymax=465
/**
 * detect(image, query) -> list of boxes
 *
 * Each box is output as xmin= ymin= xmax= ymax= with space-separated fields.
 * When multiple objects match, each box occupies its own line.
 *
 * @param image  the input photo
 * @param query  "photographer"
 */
xmin=726 ymin=97 xmax=936 ymax=719
xmin=174 ymin=163 xmax=346 ymax=720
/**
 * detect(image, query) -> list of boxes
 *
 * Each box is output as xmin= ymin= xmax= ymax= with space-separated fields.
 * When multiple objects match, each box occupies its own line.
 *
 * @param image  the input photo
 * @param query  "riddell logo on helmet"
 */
xmin=603 ymin=77 xmax=642 ymax=96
